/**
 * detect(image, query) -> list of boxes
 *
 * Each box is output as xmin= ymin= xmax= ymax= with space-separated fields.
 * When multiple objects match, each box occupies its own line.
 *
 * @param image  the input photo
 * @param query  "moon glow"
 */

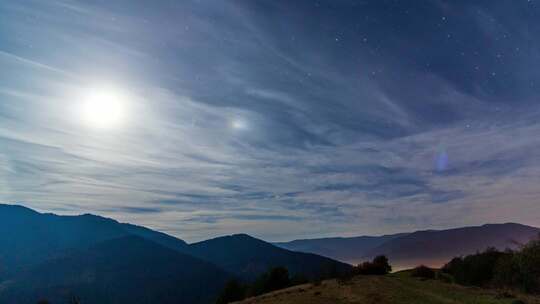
xmin=80 ymin=88 xmax=127 ymax=129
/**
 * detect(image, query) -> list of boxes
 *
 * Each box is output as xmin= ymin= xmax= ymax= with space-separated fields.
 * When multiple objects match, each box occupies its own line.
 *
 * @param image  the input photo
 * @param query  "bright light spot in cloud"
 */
xmin=80 ymin=87 xmax=127 ymax=129
xmin=231 ymin=119 xmax=247 ymax=130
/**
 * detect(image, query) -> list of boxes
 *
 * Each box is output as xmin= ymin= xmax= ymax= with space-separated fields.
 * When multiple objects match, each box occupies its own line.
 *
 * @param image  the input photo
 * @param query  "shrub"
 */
xmin=493 ymin=251 xmax=519 ymax=288
xmin=436 ymin=272 xmax=453 ymax=283
xmin=442 ymin=248 xmax=509 ymax=286
xmin=442 ymin=257 xmax=463 ymax=276
xmin=218 ymin=267 xmax=314 ymax=302
xmin=373 ymin=255 xmax=392 ymax=274
xmin=443 ymin=235 xmax=540 ymax=294
xmin=411 ymin=265 xmax=436 ymax=279
xmin=355 ymin=255 xmax=392 ymax=275
xmin=216 ymin=279 xmax=246 ymax=304
xmin=263 ymin=267 xmax=291 ymax=292
xmin=515 ymin=238 xmax=540 ymax=293
xmin=249 ymin=267 xmax=291 ymax=297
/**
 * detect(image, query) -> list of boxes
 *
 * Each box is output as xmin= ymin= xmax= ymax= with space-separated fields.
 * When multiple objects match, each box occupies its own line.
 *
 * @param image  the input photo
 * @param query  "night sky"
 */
xmin=1 ymin=0 xmax=539 ymax=242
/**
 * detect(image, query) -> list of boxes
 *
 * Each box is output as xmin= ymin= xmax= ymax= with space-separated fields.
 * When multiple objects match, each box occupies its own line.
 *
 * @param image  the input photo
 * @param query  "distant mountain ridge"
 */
xmin=274 ymin=233 xmax=406 ymax=263
xmin=0 ymin=204 xmax=349 ymax=304
xmin=276 ymin=223 xmax=540 ymax=270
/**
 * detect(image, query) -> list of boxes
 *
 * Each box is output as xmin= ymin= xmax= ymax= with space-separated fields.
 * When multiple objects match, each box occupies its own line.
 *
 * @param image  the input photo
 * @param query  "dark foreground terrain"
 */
xmin=235 ymin=272 xmax=540 ymax=304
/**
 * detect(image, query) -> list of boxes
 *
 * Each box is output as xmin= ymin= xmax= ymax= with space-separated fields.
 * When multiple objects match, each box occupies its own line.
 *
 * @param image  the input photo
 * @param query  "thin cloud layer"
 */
xmin=0 ymin=0 xmax=539 ymax=242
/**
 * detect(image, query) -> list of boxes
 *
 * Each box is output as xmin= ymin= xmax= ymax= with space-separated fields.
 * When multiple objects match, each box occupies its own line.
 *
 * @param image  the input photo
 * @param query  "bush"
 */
xmin=493 ymin=251 xmax=519 ymax=288
xmin=248 ymin=267 xmax=291 ymax=297
xmin=217 ymin=267 xmax=314 ymax=302
xmin=436 ymin=272 xmax=453 ymax=283
xmin=411 ymin=265 xmax=436 ymax=279
xmin=515 ymin=238 xmax=540 ymax=293
xmin=442 ymin=248 xmax=508 ymax=286
xmin=216 ymin=279 xmax=246 ymax=304
xmin=355 ymin=255 xmax=392 ymax=275
xmin=443 ymin=235 xmax=540 ymax=294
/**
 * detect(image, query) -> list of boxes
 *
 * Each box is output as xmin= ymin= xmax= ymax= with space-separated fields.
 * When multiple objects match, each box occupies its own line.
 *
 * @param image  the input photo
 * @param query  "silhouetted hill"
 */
xmin=0 ymin=204 xmax=352 ymax=303
xmin=0 ymin=205 xmax=127 ymax=275
xmin=276 ymin=223 xmax=540 ymax=270
xmin=0 ymin=204 xmax=188 ymax=276
xmin=188 ymin=234 xmax=352 ymax=280
xmin=0 ymin=236 xmax=229 ymax=304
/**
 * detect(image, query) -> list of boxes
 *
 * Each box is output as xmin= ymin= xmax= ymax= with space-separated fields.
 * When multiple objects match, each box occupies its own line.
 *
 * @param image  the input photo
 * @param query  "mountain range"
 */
xmin=0 ymin=204 xmax=349 ymax=304
xmin=0 ymin=204 xmax=538 ymax=303
xmin=276 ymin=223 xmax=540 ymax=270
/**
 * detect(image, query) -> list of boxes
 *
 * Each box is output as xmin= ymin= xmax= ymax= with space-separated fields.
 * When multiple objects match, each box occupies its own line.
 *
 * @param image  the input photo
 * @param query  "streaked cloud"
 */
xmin=0 ymin=0 xmax=539 ymax=242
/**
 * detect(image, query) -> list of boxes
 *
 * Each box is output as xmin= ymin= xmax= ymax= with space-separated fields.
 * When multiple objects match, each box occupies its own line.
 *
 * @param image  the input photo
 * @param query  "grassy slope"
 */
xmin=236 ymin=272 xmax=540 ymax=304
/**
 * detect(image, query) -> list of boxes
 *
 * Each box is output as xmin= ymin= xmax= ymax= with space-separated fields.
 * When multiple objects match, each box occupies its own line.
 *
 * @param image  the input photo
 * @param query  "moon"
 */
xmin=80 ymin=87 xmax=127 ymax=129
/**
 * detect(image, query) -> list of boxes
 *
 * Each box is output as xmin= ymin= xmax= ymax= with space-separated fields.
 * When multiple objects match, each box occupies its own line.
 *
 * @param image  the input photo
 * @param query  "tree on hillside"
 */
xmin=493 ymin=250 xmax=519 ymax=288
xmin=411 ymin=265 xmax=436 ymax=279
xmin=216 ymin=279 xmax=245 ymax=304
xmin=442 ymin=236 xmax=540 ymax=294
xmin=290 ymin=273 xmax=309 ymax=285
xmin=217 ymin=267 xmax=311 ymax=302
xmin=266 ymin=267 xmax=291 ymax=291
xmin=373 ymin=255 xmax=392 ymax=274
xmin=442 ymin=248 xmax=508 ymax=286
xmin=515 ymin=238 xmax=540 ymax=293
xmin=249 ymin=267 xmax=291 ymax=297
xmin=356 ymin=255 xmax=392 ymax=275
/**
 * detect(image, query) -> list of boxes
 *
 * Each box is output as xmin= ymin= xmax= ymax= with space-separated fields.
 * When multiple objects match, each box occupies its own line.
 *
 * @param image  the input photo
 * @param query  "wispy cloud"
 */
xmin=0 ymin=0 xmax=539 ymax=242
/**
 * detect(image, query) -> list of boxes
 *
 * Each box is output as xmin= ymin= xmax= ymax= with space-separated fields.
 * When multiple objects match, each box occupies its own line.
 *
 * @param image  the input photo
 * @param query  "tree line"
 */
xmin=216 ymin=255 xmax=392 ymax=304
xmin=442 ymin=236 xmax=540 ymax=294
xmin=215 ymin=267 xmax=298 ymax=304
